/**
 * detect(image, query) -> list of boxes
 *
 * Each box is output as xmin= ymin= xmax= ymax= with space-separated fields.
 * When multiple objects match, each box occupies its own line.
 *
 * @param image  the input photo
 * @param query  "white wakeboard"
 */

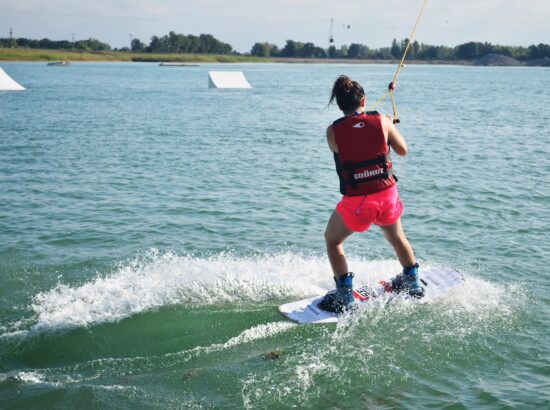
xmin=279 ymin=266 xmax=464 ymax=324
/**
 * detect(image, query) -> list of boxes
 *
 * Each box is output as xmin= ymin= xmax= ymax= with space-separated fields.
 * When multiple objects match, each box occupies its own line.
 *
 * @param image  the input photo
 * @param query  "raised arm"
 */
xmin=382 ymin=115 xmax=407 ymax=156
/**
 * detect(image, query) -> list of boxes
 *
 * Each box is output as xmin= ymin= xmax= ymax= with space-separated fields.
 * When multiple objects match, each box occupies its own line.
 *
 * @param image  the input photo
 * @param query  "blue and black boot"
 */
xmin=391 ymin=263 xmax=425 ymax=298
xmin=318 ymin=272 xmax=356 ymax=313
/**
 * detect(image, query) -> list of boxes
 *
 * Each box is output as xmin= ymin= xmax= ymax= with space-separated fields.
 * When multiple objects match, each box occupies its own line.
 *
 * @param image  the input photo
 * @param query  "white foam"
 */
xmin=241 ymin=348 xmax=339 ymax=407
xmin=211 ymin=322 xmax=295 ymax=350
xmin=16 ymin=371 xmax=47 ymax=384
xmin=434 ymin=274 xmax=524 ymax=333
xmin=183 ymin=321 xmax=296 ymax=359
xmin=0 ymin=371 xmax=60 ymax=387
xmin=0 ymin=67 xmax=25 ymax=91
xmin=2 ymin=251 xmax=515 ymax=337
xmin=19 ymin=251 xmax=332 ymax=334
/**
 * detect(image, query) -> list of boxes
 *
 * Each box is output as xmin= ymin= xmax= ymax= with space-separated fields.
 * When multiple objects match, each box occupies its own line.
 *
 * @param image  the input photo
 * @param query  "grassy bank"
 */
xmin=0 ymin=48 xmax=268 ymax=63
xmin=0 ymin=48 xmax=466 ymax=65
xmin=0 ymin=48 xmax=130 ymax=61
xmin=4 ymin=48 xmax=543 ymax=66
xmin=130 ymin=52 xmax=266 ymax=63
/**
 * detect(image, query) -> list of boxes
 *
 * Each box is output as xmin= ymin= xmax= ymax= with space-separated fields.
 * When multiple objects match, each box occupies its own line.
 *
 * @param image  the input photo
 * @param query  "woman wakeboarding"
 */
xmin=318 ymin=75 xmax=424 ymax=313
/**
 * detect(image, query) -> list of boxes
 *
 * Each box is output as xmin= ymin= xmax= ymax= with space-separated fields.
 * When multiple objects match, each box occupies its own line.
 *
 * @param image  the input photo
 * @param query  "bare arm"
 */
xmin=382 ymin=115 xmax=407 ymax=156
xmin=326 ymin=125 xmax=338 ymax=153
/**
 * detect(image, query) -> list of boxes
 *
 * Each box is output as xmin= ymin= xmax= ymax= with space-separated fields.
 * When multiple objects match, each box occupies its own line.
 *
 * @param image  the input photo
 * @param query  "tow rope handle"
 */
xmin=388 ymin=82 xmax=400 ymax=124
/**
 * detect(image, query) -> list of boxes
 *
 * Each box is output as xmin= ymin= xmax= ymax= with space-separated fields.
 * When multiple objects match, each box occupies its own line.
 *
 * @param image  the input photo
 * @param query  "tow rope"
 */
xmin=368 ymin=0 xmax=429 ymax=123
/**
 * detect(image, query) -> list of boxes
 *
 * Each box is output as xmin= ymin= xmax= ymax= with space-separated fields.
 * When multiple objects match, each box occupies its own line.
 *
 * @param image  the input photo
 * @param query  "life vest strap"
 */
xmin=340 ymin=154 xmax=395 ymax=187
xmin=344 ymin=169 xmax=394 ymax=187
xmin=340 ymin=154 xmax=389 ymax=171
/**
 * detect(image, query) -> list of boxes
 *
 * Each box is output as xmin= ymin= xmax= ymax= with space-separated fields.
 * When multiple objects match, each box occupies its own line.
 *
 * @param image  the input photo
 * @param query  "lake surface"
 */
xmin=1 ymin=61 xmax=549 ymax=408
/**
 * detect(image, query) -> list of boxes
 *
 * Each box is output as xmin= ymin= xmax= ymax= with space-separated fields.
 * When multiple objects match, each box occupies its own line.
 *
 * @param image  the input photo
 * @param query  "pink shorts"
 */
xmin=335 ymin=185 xmax=403 ymax=232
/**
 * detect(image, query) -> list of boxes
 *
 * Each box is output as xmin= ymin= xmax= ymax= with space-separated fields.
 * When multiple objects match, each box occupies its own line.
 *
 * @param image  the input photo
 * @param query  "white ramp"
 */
xmin=208 ymin=71 xmax=251 ymax=89
xmin=0 ymin=67 xmax=25 ymax=91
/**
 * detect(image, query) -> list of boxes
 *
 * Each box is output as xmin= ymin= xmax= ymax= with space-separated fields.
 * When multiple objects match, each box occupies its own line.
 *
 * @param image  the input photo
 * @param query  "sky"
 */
xmin=0 ymin=0 xmax=548 ymax=52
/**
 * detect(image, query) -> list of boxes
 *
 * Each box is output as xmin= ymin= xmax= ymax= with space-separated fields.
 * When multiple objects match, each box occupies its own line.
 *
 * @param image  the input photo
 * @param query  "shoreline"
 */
xmin=269 ymin=57 xmax=470 ymax=65
xmin=0 ymin=49 xmax=547 ymax=67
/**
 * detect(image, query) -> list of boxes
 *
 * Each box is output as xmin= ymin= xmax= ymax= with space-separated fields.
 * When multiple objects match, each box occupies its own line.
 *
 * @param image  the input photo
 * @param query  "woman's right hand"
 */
xmin=383 ymin=115 xmax=407 ymax=156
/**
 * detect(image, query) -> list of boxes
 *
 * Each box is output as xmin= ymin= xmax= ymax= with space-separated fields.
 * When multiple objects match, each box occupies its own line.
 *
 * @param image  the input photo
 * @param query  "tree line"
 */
xmin=1 ymin=32 xmax=549 ymax=61
xmin=131 ymin=32 xmax=232 ymax=54
xmin=0 ymin=32 xmax=233 ymax=55
xmin=0 ymin=37 xmax=111 ymax=51
xmin=251 ymin=39 xmax=550 ymax=61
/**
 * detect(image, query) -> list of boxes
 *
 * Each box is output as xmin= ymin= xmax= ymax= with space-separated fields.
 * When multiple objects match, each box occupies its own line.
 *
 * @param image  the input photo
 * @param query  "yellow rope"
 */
xmin=389 ymin=89 xmax=398 ymax=121
xmin=368 ymin=0 xmax=429 ymax=121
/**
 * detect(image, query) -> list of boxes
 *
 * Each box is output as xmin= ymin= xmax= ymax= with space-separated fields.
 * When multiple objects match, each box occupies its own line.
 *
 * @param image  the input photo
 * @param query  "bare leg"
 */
xmin=379 ymin=218 xmax=416 ymax=267
xmin=325 ymin=211 xmax=355 ymax=279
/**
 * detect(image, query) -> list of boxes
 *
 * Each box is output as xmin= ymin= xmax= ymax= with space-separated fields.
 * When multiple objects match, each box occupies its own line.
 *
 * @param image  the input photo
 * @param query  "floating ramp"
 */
xmin=208 ymin=71 xmax=251 ymax=89
xmin=0 ymin=67 xmax=25 ymax=91
xmin=159 ymin=62 xmax=199 ymax=67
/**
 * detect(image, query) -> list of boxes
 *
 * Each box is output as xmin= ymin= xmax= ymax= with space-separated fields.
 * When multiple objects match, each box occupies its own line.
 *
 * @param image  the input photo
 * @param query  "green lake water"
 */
xmin=0 ymin=62 xmax=549 ymax=408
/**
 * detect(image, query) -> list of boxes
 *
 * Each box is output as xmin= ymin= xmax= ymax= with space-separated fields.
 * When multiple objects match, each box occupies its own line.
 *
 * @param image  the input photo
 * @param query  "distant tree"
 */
xmin=250 ymin=42 xmax=271 ymax=57
xmin=528 ymin=44 xmax=540 ymax=58
xmin=336 ymin=45 xmax=348 ymax=58
xmin=375 ymin=47 xmax=393 ymax=59
xmin=147 ymin=36 xmax=157 ymax=52
xmin=145 ymin=32 xmax=232 ymax=54
xmin=328 ymin=45 xmax=337 ymax=58
xmin=537 ymin=44 xmax=549 ymax=58
xmin=400 ymin=38 xmax=409 ymax=58
xmin=528 ymin=43 xmax=550 ymax=59
xmin=347 ymin=43 xmax=360 ymax=58
xmin=199 ymin=34 xmax=221 ymax=53
xmin=391 ymin=38 xmax=401 ymax=58
xmin=417 ymin=43 xmax=454 ymax=60
xmin=281 ymin=40 xmax=302 ymax=57
xmin=75 ymin=38 xmax=111 ymax=51
xmin=185 ymin=35 xmax=198 ymax=53
xmin=0 ymin=36 xmax=95 ymax=50
xmin=250 ymin=43 xmax=280 ymax=56
xmin=348 ymin=43 xmax=370 ymax=59
xmin=311 ymin=46 xmax=326 ymax=58
xmin=411 ymin=41 xmax=420 ymax=59
xmin=269 ymin=44 xmax=280 ymax=56
xmin=302 ymin=42 xmax=316 ymax=58
xmin=455 ymin=42 xmax=482 ymax=59
xmin=440 ymin=46 xmax=453 ymax=59
xmin=131 ymin=38 xmax=146 ymax=52
xmin=511 ymin=46 xmax=529 ymax=60
xmin=38 ymin=38 xmax=54 ymax=49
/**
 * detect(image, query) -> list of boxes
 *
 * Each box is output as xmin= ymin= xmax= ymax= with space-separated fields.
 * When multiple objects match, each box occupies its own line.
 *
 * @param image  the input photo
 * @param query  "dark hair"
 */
xmin=329 ymin=75 xmax=365 ymax=113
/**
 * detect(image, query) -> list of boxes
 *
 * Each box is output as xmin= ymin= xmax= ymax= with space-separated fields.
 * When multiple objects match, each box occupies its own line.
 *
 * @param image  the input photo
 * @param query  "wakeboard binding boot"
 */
xmin=391 ymin=262 xmax=425 ymax=298
xmin=318 ymin=272 xmax=356 ymax=313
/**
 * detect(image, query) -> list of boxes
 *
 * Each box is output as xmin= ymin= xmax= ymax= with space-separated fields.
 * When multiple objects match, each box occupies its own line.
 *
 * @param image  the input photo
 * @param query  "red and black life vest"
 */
xmin=332 ymin=111 xmax=397 ymax=196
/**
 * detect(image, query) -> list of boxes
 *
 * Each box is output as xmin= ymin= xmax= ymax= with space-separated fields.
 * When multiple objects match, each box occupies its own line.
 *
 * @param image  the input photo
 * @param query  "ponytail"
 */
xmin=329 ymin=75 xmax=365 ymax=113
